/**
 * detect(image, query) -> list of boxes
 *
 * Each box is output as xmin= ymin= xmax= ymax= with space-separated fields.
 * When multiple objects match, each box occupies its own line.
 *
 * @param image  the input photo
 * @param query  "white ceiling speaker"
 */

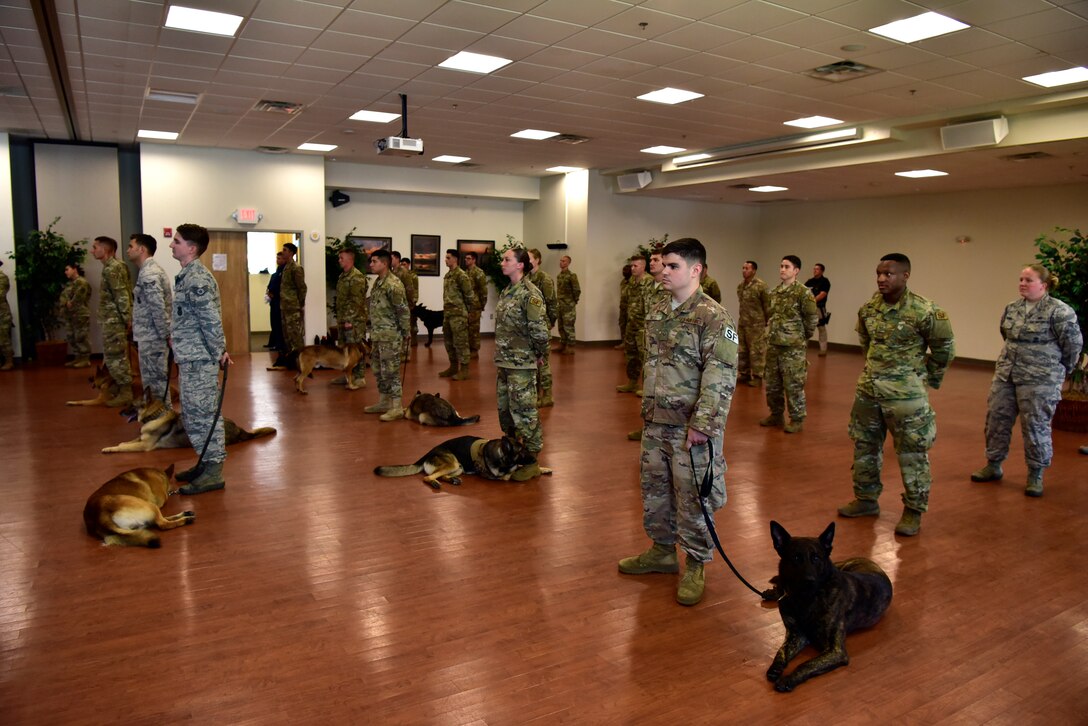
xmin=940 ymin=117 xmax=1008 ymax=150
xmin=617 ymin=170 xmax=652 ymax=191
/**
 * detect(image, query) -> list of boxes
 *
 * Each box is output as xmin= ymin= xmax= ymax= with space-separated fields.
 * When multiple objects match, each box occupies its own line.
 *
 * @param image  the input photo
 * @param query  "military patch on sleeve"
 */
xmin=935 ymin=309 xmax=948 ymax=320
xmin=724 ymin=326 xmax=739 ymax=344
xmin=529 ymin=295 xmax=543 ymax=307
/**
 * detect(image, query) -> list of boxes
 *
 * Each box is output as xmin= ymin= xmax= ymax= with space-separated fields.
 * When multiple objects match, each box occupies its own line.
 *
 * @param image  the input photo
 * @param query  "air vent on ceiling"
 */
xmin=146 ymin=88 xmax=200 ymax=104
xmin=553 ymin=134 xmax=590 ymax=144
xmin=254 ymin=100 xmax=303 ymax=114
xmin=1001 ymin=151 xmax=1054 ymax=162
xmin=804 ymin=60 xmax=882 ymax=83
xmin=256 ymin=145 xmax=290 ymax=154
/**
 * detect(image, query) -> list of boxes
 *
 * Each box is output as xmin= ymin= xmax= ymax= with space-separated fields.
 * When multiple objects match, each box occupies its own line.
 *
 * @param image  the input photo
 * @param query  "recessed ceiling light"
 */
xmin=673 ymin=152 xmax=711 ymax=164
xmin=869 ymin=12 xmax=968 ymax=43
xmin=137 ymin=129 xmax=179 ymax=140
xmin=350 ymin=110 xmax=400 ymax=123
xmin=438 ymin=51 xmax=512 ymax=74
xmin=637 ymin=87 xmax=704 ymax=105
xmin=298 ymin=143 xmax=337 ymax=152
xmin=749 ymin=185 xmax=788 ymax=193
xmin=642 ymin=145 xmax=687 ymax=155
xmin=433 ymin=155 xmax=470 ymax=163
xmin=784 ymin=116 xmax=842 ymax=129
xmin=164 ymin=5 xmax=243 ymax=37
xmin=895 ymin=169 xmax=948 ymax=178
xmin=546 ymin=166 xmax=584 ymax=173
xmin=1022 ymin=67 xmax=1088 ymax=88
xmin=511 ymin=129 xmax=559 ymax=140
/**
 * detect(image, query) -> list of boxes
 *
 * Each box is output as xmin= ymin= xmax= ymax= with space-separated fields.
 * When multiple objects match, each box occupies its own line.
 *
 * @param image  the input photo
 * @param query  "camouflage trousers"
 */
xmin=340 ymin=324 xmax=367 ymax=379
xmin=849 ymin=391 xmax=935 ymax=512
xmin=765 ymin=344 xmax=807 ymax=421
xmin=738 ymin=323 xmax=767 ymax=381
xmin=0 ymin=312 xmax=13 ymax=363
xmin=558 ymin=302 xmax=576 ymax=347
xmin=468 ymin=310 xmax=482 ymax=353
xmin=497 ymin=367 xmax=541 ymax=453
xmin=178 ymin=360 xmax=226 ymax=464
xmin=639 ymin=423 xmax=727 ymax=563
xmin=65 ymin=314 xmax=91 ymax=358
xmin=984 ymin=378 xmax=1061 ymax=469
xmin=137 ymin=339 xmax=170 ymax=403
xmin=101 ymin=321 xmax=132 ymax=386
xmin=281 ymin=306 xmax=304 ymax=353
xmin=623 ymin=324 xmax=646 ymax=382
xmin=536 ymin=348 xmax=552 ymax=395
xmin=372 ymin=338 xmax=403 ymax=398
xmin=443 ymin=309 xmax=470 ymax=368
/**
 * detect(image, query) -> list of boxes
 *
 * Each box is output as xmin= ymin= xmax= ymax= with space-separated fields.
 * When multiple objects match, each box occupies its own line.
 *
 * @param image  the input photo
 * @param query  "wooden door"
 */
xmin=206 ymin=231 xmax=249 ymax=357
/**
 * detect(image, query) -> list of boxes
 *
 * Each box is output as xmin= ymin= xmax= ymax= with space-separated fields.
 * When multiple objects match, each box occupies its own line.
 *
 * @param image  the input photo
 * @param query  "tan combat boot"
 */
xmin=616 ymin=379 xmax=639 ymax=393
xmin=784 ymin=420 xmax=804 ymax=433
xmin=72 ymin=357 xmax=90 ymax=368
xmin=179 ymin=461 xmax=225 ymax=495
xmin=438 ymin=364 xmax=456 ymax=378
xmin=538 ymin=388 xmax=554 ymax=407
xmin=452 ymin=363 xmax=470 ymax=381
xmin=106 ymin=388 xmax=133 ymax=408
xmin=676 ymin=558 xmax=706 ymax=606
xmin=1025 ymin=468 xmax=1044 ymax=497
xmin=379 ymin=398 xmax=405 ymax=422
xmin=364 ymin=394 xmax=390 ymax=414
xmin=894 ymin=507 xmax=922 ymax=536
xmin=970 ymin=462 xmax=1004 ymax=482
xmin=759 ymin=413 xmax=784 ymax=427
xmin=837 ymin=499 xmax=880 ymax=517
xmin=618 ymin=542 xmax=679 ymax=575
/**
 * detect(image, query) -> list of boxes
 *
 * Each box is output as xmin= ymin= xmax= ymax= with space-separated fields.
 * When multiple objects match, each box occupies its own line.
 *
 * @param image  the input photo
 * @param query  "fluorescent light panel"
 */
xmin=438 ymin=51 xmax=512 ymax=74
xmin=511 ymin=129 xmax=559 ymax=140
xmin=673 ymin=152 xmax=710 ymax=164
xmin=164 ymin=5 xmax=243 ymax=37
xmin=642 ymin=145 xmax=686 ymax=155
xmin=749 ymin=185 xmax=788 ymax=193
xmin=784 ymin=116 xmax=842 ymax=129
xmin=869 ymin=12 xmax=968 ymax=43
xmin=350 ymin=110 xmax=400 ymax=123
xmin=1022 ymin=67 xmax=1088 ymax=88
xmin=432 ymin=155 xmax=470 ymax=163
xmin=895 ymin=169 xmax=948 ymax=178
xmin=637 ymin=87 xmax=703 ymax=105
xmin=298 ymin=143 xmax=337 ymax=152
xmin=546 ymin=166 xmax=583 ymax=173
xmin=137 ymin=129 xmax=178 ymax=140
xmin=145 ymin=88 xmax=199 ymax=104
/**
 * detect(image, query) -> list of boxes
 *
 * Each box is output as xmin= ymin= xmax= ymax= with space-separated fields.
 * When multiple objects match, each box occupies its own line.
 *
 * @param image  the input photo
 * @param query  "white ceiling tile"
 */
xmin=356 ymin=56 xmax=429 ymax=79
xmin=1024 ymin=27 xmax=1088 ymax=59
xmin=466 ymin=74 xmax=535 ymax=94
xmin=611 ymin=40 xmax=695 ymax=66
xmin=850 ymin=44 xmax=941 ymax=71
xmin=939 ymin=0 xmax=1055 ymax=25
xmin=465 ymin=35 xmax=546 ymax=61
xmin=240 ymin=20 xmax=324 ymax=46
xmin=639 ymin=0 xmax=748 ymax=21
xmin=528 ymin=0 xmax=632 ymax=27
xmin=76 ymin=15 xmax=157 ymax=42
xmin=327 ymin=10 xmax=418 ymax=39
xmin=592 ymin=7 xmax=693 ymax=39
xmin=154 ymin=47 xmax=224 ymax=70
xmin=251 ymin=0 xmax=345 ymax=28
xmin=578 ymin=56 xmax=653 ymax=79
xmin=346 ymin=0 xmax=446 ymax=21
xmin=73 ymin=0 xmax=164 ymax=25
xmin=932 ymin=69 xmax=1038 ymax=98
xmin=556 ymin=28 xmax=642 ymax=54
xmin=282 ymin=64 xmax=351 ymax=84
xmin=757 ymin=47 xmax=843 ymax=73
xmin=230 ymin=38 xmax=306 ymax=64
xmin=654 ymin=21 xmax=745 ymax=52
xmin=397 ymin=22 xmax=483 ymax=50
xmin=523 ymin=46 xmax=604 ymax=70
xmin=897 ymin=56 xmax=975 ymax=81
xmin=704 ymin=1 xmax=808 ymax=34
xmin=711 ymin=35 xmax=797 ymax=63
xmin=310 ymin=31 xmax=391 ymax=55
xmin=762 ymin=16 xmax=856 ymax=47
xmin=219 ymin=56 xmax=290 ymax=76
xmin=492 ymin=62 xmax=567 ymax=83
xmin=493 ymin=14 xmax=581 ymax=45
xmin=294 ymin=47 xmax=369 ymax=72
xmin=158 ymin=28 xmax=235 ymax=54
xmin=423 ymin=1 xmax=521 ymax=33
xmin=820 ymin=0 xmax=932 ymax=32
xmin=151 ymin=64 xmax=219 ymax=83
xmin=663 ymin=52 xmax=745 ymax=78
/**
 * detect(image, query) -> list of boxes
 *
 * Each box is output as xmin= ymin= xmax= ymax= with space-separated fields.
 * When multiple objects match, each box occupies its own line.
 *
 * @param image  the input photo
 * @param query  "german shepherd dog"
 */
xmin=766 ymin=521 xmax=893 ymax=692
xmin=406 ymin=391 xmax=480 ymax=427
xmin=295 ymin=342 xmax=369 ymax=393
xmin=412 ymin=304 xmax=444 ymax=347
xmin=101 ymin=399 xmax=276 ymax=453
xmin=374 ymin=435 xmax=550 ymax=489
xmin=66 ymin=364 xmax=123 ymax=406
xmin=83 ymin=465 xmax=195 ymax=548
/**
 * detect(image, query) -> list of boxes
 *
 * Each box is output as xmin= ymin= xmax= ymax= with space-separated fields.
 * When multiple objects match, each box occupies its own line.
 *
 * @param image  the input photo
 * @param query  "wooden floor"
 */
xmin=2 ymin=342 xmax=1086 ymax=724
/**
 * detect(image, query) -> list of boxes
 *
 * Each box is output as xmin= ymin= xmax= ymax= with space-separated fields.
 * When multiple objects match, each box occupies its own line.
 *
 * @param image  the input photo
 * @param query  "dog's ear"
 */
xmin=819 ymin=522 xmax=835 ymax=553
xmin=770 ymin=520 xmax=790 ymax=554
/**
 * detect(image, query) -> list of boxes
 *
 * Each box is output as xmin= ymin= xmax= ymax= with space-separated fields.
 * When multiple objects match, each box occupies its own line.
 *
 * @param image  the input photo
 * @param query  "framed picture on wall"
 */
xmin=411 ymin=234 xmax=441 ymax=277
xmin=457 ymin=239 xmax=495 ymax=267
xmin=346 ymin=235 xmax=392 ymax=258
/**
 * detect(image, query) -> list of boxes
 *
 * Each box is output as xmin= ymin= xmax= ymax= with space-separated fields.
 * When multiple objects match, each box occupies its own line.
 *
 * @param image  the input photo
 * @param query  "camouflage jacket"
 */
xmin=98 ymin=257 xmax=132 ymax=327
xmin=280 ymin=259 xmax=306 ymax=311
xmin=368 ymin=272 xmax=410 ymax=342
xmin=736 ymin=277 xmax=770 ymax=329
xmin=619 ymin=277 xmax=630 ymax=313
xmin=528 ymin=269 xmax=558 ymax=327
xmin=557 ymin=269 xmax=581 ymax=304
xmin=767 ymin=280 xmax=817 ymax=346
xmin=701 ymin=275 xmax=722 ymax=304
xmin=642 ymin=288 xmax=739 ymax=438
xmin=171 ymin=259 xmax=226 ymax=364
xmin=0 ymin=270 xmax=10 ymax=320
xmin=624 ymin=275 xmax=653 ymax=332
xmin=443 ymin=266 xmax=477 ymax=315
xmin=335 ymin=267 xmax=368 ymax=330
xmin=994 ymin=294 xmax=1082 ymax=386
xmin=494 ymin=277 xmax=549 ymax=369
xmin=467 ymin=266 xmax=489 ymax=312
xmin=856 ymin=288 xmax=955 ymax=399
xmin=59 ymin=277 xmax=91 ymax=320
xmin=395 ymin=267 xmax=418 ymax=307
xmin=133 ymin=257 xmax=172 ymax=343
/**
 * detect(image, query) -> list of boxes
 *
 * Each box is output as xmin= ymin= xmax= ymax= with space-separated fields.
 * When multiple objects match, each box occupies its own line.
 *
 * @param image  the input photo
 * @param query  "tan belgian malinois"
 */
xmin=101 ymin=399 xmax=276 ymax=453
xmin=83 ymin=465 xmax=195 ymax=548
xmin=294 ymin=342 xmax=369 ymax=393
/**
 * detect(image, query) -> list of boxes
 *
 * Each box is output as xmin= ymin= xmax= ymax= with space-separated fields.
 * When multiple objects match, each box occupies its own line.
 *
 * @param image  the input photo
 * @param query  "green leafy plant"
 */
xmin=636 ymin=233 xmax=669 ymax=262
xmin=7 ymin=217 xmax=87 ymax=345
xmin=324 ymin=227 xmax=365 ymax=287
xmin=482 ymin=234 xmax=525 ymax=292
xmin=1034 ymin=226 xmax=1087 ymax=398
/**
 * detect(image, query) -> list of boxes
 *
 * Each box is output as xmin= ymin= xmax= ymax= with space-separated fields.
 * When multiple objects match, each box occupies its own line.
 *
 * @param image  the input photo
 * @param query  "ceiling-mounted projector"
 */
xmin=375 ymin=136 xmax=424 ymax=156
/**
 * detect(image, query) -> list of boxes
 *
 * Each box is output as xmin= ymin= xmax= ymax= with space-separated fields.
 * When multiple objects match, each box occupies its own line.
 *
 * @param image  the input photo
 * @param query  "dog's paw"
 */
xmin=539 ymin=467 xmax=553 ymax=476
xmin=448 ymin=477 xmax=462 ymax=486
xmin=773 ymin=679 xmax=796 ymax=693
xmin=423 ymin=480 xmax=441 ymax=490
xmin=766 ymin=667 xmax=782 ymax=682
xmin=183 ymin=510 xmax=196 ymax=518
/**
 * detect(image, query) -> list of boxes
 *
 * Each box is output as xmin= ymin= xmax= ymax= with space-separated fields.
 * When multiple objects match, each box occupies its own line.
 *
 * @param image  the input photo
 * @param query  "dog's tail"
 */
xmin=374 ymin=462 xmax=425 ymax=477
xmin=234 ymin=426 xmax=277 ymax=442
xmin=102 ymin=530 xmax=162 ymax=548
xmin=451 ymin=414 xmax=481 ymax=426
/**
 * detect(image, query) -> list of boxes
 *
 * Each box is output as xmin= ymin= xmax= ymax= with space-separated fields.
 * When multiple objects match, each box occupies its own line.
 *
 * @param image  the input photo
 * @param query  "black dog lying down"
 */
xmin=413 ymin=304 xmax=444 ymax=347
xmin=374 ymin=435 xmax=551 ymax=489
xmin=766 ymin=521 xmax=893 ymax=692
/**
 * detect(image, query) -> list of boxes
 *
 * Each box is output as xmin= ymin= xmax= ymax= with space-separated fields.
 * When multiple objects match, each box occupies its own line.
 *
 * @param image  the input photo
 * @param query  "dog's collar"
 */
xmin=469 ymin=439 xmax=490 ymax=476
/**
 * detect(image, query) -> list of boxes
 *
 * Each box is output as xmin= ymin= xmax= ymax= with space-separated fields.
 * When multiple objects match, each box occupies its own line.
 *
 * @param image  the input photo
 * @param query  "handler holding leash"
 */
xmin=170 ymin=223 xmax=232 ymax=495
xmin=618 ymin=238 xmax=739 ymax=606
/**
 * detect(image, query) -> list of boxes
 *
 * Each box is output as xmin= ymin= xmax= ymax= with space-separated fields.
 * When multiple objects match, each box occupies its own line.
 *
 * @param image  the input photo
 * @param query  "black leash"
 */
xmin=162 ymin=346 xmax=174 ymax=404
xmin=690 ymin=440 xmax=778 ymax=602
xmin=187 ymin=362 xmax=229 ymax=479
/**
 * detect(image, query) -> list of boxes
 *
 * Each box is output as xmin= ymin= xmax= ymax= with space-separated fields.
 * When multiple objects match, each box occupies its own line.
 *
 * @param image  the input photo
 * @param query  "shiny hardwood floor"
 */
xmin=2 ymin=342 xmax=1086 ymax=724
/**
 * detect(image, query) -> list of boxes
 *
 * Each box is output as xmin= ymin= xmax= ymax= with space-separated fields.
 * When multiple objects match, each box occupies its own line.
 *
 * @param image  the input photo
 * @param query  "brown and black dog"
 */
xmin=765 ymin=521 xmax=893 ymax=692
xmin=294 ymin=342 xmax=369 ymax=393
xmin=374 ymin=435 xmax=550 ymax=489
xmin=83 ymin=465 xmax=195 ymax=548
xmin=66 ymin=363 xmax=122 ymax=406
xmin=101 ymin=399 xmax=276 ymax=453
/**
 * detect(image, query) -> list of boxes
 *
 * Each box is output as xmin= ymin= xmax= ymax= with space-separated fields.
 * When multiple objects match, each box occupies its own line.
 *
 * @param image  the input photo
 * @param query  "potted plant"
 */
xmin=1034 ymin=226 xmax=1087 ymax=431
xmin=7 ymin=217 xmax=87 ymax=364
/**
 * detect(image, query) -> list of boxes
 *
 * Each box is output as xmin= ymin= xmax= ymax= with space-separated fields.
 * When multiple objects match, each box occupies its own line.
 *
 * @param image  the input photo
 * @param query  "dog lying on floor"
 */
xmin=294 ymin=342 xmax=369 ymax=393
xmin=101 ymin=399 xmax=276 ymax=453
xmin=406 ymin=392 xmax=480 ymax=426
xmin=412 ymin=304 xmax=444 ymax=347
xmin=374 ymin=435 xmax=551 ymax=489
xmin=765 ymin=521 xmax=893 ymax=692
xmin=66 ymin=364 xmax=127 ymax=406
xmin=83 ymin=465 xmax=195 ymax=547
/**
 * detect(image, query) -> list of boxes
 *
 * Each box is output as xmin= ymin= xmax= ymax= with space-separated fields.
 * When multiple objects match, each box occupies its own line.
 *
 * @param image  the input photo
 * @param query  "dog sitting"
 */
xmin=374 ymin=435 xmax=551 ymax=489
xmin=406 ymin=391 xmax=480 ymax=427
xmin=294 ymin=342 xmax=369 ymax=393
xmin=101 ymin=399 xmax=276 ymax=453
xmin=83 ymin=465 xmax=195 ymax=548
xmin=412 ymin=304 xmax=444 ymax=347
xmin=765 ymin=521 xmax=893 ymax=692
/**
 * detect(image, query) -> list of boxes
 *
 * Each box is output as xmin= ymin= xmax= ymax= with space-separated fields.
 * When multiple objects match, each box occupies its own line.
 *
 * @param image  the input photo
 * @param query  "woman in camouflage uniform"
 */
xmin=971 ymin=264 xmax=1083 ymax=497
xmin=60 ymin=263 xmax=92 ymax=367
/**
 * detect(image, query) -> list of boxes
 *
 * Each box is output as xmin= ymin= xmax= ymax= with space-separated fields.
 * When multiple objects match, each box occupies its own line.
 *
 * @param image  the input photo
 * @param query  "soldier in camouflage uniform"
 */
xmin=440 ymin=249 xmax=477 ymax=380
xmin=618 ymin=238 xmax=738 ymax=607
xmin=334 ymin=247 xmax=369 ymax=386
xmin=169 ymin=223 xmax=232 ymax=495
xmin=60 ymin=263 xmax=92 ymax=368
xmin=364 ymin=249 xmax=411 ymax=421
xmin=0 ymin=261 xmax=13 ymax=370
xmin=838 ymin=253 xmax=955 ymax=536
xmin=617 ymin=257 xmax=650 ymax=393
xmin=278 ymin=242 xmax=306 ymax=361
xmin=761 ymin=256 xmax=818 ymax=433
xmin=128 ymin=233 xmax=172 ymax=405
xmin=971 ymin=264 xmax=1082 ymax=497
xmin=700 ymin=265 xmax=722 ymax=304
xmin=393 ymin=253 xmax=419 ymax=348
xmin=528 ymin=249 xmax=557 ymax=406
xmin=616 ymin=263 xmax=632 ymax=349
xmin=555 ymin=255 xmax=580 ymax=354
xmin=737 ymin=260 xmax=770 ymax=387
xmin=91 ymin=236 xmax=133 ymax=406
xmin=495 ymin=248 xmax=550 ymax=458
xmin=464 ymin=251 xmax=489 ymax=359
